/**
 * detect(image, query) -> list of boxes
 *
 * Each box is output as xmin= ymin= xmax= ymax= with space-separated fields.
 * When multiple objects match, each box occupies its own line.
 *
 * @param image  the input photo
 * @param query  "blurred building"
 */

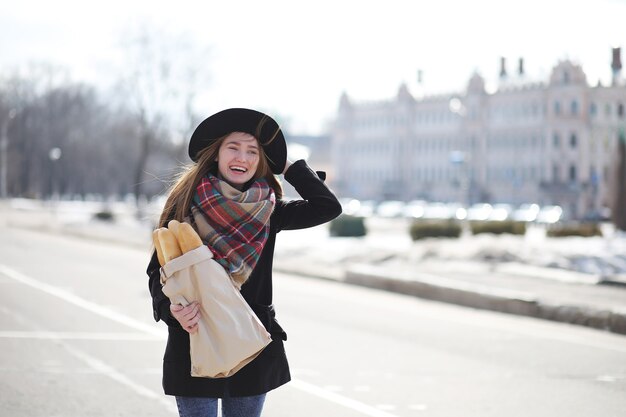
xmin=332 ymin=48 xmax=626 ymax=219
xmin=281 ymin=133 xmax=332 ymax=199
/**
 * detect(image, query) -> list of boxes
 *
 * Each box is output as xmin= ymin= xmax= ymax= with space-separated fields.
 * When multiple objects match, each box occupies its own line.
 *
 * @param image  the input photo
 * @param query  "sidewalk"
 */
xmin=274 ymin=239 xmax=626 ymax=335
xmin=273 ymin=220 xmax=626 ymax=336
xmin=2 ymin=199 xmax=625 ymax=335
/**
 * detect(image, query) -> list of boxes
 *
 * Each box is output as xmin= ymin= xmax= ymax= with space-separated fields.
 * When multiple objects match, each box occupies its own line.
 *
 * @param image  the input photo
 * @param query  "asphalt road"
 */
xmin=1 ymin=225 xmax=625 ymax=417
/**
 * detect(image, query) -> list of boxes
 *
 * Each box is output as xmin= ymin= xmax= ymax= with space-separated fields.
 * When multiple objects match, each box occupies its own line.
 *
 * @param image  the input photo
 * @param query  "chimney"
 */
xmin=612 ymin=47 xmax=622 ymax=85
xmin=518 ymin=57 xmax=524 ymax=76
xmin=500 ymin=57 xmax=507 ymax=78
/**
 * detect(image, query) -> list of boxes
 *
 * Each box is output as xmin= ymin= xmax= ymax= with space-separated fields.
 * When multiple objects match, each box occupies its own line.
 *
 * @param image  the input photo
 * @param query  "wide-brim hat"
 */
xmin=188 ymin=108 xmax=287 ymax=174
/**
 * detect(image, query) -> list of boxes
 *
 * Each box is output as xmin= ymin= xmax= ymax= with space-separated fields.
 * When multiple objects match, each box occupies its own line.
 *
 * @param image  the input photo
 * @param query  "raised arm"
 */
xmin=274 ymin=159 xmax=342 ymax=231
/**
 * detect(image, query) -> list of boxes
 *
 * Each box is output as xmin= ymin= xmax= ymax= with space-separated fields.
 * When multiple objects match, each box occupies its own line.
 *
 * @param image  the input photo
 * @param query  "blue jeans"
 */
xmin=175 ymin=394 xmax=266 ymax=417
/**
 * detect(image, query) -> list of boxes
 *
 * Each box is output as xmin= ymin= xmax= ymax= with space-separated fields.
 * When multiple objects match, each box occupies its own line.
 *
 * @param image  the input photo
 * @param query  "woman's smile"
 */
xmin=217 ymin=132 xmax=260 ymax=188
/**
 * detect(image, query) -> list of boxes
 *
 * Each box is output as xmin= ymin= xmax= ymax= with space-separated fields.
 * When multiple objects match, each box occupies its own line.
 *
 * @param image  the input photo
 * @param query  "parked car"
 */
xmin=512 ymin=203 xmax=540 ymax=222
xmin=488 ymin=204 xmax=514 ymax=221
xmin=466 ymin=203 xmax=493 ymax=221
xmin=535 ymin=205 xmax=563 ymax=224
xmin=422 ymin=202 xmax=451 ymax=219
xmin=403 ymin=200 xmax=427 ymax=219
xmin=376 ymin=200 xmax=405 ymax=218
xmin=338 ymin=198 xmax=378 ymax=217
xmin=356 ymin=200 xmax=377 ymax=217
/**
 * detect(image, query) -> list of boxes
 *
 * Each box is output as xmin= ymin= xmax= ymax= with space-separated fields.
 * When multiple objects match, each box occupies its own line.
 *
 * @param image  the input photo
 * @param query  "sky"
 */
xmin=1 ymin=0 xmax=625 ymax=135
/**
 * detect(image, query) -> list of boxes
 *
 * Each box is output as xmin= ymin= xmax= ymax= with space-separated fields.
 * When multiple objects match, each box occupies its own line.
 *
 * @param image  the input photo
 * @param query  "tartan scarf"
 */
xmin=188 ymin=173 xmax=275 ymax=289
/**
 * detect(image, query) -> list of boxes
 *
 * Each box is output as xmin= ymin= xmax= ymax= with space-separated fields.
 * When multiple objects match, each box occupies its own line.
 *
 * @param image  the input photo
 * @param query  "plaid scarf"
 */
xmin=188 ymin=173 xmax=275 ymax=289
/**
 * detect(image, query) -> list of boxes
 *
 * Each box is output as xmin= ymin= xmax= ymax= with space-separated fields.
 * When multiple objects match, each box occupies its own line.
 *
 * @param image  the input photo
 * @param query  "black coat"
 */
xmin=147 ymin=159 xmax=342 ymax=397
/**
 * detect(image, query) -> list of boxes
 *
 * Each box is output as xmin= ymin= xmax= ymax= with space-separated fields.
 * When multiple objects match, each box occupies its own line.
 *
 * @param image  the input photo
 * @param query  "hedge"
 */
xmin=469 ymin=220 xmax=526 ymax=235
xmin=409 ymin=220 xmax=462 ymax=240
xmin=546 ymin=222 xmax=602 ymax=237
xmin=329 ymin=214 xmax=367 ymax=237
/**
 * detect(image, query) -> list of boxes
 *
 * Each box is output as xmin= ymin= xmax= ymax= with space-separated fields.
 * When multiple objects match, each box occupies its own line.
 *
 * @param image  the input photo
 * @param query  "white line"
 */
xmin=2 ymin=263 xmax=404 ymax=417
xmin=289 ymin=378 xmax=401 ymax=417
xmin=61 ymin=341 xmax=177 ymax=414
xmin=0 ymin=297 xmax=176 ymax=414
xmin=0 ymin=331 xmax=162 ymax=341
xmin=0 ymin=264 xmax=166 ymax=339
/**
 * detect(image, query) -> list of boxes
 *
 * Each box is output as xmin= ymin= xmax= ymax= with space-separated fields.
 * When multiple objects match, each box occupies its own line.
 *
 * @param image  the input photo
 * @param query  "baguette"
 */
xmin=177 ymin=222 xmax=204 ymax=254
xmin=158 ymin=227 xmax=182 ymax=263
xmin=167 ymin=219 xmax=181 ymax=237
xmin=152 ymin=229 xmax=166 ymax=266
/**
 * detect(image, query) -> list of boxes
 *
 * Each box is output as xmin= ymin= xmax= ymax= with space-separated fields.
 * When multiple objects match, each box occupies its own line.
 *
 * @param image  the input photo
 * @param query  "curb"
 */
xmin=274 ymin=261 xmax=626 ymax=336
xmin=344 ymin=266 xmax=626 ymax=336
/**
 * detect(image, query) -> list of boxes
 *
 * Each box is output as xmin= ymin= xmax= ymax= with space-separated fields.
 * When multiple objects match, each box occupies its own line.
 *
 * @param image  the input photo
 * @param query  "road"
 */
xmin=0 ymin=225 xmax=625 ymax=416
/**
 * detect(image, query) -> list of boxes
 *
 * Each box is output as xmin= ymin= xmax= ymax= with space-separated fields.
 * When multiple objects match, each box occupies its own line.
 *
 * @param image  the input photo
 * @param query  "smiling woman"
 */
xmin=146 ymin=107 xmax=342 ymax=417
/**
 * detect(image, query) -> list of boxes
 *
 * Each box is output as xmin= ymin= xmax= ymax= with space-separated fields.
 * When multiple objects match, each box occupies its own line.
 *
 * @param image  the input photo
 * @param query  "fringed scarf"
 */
xmin=188 ymin=173 xmax=275 ymax=289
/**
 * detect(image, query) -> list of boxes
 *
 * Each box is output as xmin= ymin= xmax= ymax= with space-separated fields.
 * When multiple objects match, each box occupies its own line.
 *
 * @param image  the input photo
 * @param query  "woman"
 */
xmin=147 ymin=108 xmax=342 ymax=417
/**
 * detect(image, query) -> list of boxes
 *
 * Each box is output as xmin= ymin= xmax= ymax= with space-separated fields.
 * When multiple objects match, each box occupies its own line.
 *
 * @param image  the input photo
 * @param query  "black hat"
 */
xmin=188 ymin=108 xmax=287 ymax=174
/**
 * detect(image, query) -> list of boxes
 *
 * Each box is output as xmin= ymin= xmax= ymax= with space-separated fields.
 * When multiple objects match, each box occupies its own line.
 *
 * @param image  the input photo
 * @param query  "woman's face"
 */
xmin=217 ymin=132 xmax=260 ymax=189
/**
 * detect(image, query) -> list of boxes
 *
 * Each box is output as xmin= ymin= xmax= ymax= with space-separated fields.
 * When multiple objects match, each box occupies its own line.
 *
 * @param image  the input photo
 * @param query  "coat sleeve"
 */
xmin=273 ymin=159 xmax=342 ymax=232
xmin=147 ymin=250 xmax=181 ymax=327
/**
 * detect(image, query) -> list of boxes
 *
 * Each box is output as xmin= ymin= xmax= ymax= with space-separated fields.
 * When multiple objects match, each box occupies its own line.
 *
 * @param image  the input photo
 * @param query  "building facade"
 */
xmin=331 ymin=50 xmax=626 ymax=220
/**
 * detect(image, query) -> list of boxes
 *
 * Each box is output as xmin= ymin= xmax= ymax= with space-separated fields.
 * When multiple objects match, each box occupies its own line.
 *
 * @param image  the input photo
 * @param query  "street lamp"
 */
xmin=49 ymin=147 xmax=62 ymax=199
xmin=1 ymin=109 xmax=17 ymax=199
xmin=448 ymin=97 xmax=466 ymax=116
xmin=449 ymin=150 xmax=469 ymax=205
xmin=448 ymin=97 xmax=470 ymax=206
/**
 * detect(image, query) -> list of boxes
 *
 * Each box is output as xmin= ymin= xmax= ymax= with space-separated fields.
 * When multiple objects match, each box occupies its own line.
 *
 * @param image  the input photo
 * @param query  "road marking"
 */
xmin=290 ymin=378 xmax=402 ymax=417
xmin=2 ymin=263 xmax=403 ymax=417
xmin=0 ymin=264 xmax=166 ymax=339
xmin=61 ymin=341 xmax=177 ymax=413
xmin=0 ymin=300 xmax=177 ymax=414
xmin=0 ymin=331 xmax=162 ymax=341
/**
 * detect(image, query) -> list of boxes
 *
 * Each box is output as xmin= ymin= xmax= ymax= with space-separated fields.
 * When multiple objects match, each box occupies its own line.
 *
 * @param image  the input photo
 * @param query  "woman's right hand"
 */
xmin=170 ymin=302 xmax=201 ymax=334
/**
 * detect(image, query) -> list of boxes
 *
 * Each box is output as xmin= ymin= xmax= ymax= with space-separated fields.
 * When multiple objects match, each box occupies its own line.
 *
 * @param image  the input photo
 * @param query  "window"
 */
xmin=570 ymin=133 xmax=577 ymax=148
xmin=553 ymin=133 xmax=560 ymax=148
xmin=571 ymin=100 xmax=578 ymax=115
xmin=569 ymin=165 xmax=577 ymax=182
xmin=619 ymin=103 xmax=625 ymax=118
xmin=590 ymin=166 xmax=598 ymax=186
xmin=563 ymin=71 xmax=570 ymax=84
xmin=554 ymin=101 xmax=561 ymax=115
xmin=553 ymin=164 xmax=560 ymax=182
xmin=590 ymin=102 xmax=597 ymax=116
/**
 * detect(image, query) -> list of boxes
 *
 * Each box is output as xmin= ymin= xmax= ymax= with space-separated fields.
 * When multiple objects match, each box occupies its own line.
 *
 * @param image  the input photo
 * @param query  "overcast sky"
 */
xmin=2 ymin=0 xmax=625 ymax=134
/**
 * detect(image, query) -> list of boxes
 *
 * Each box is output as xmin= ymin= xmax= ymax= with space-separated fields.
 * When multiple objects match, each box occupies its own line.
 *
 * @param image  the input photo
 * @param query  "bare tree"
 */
xmin=0 ymin=32 xmax=210 ymax=203
xmin=113 ymin=24 xmax=211 ymax=213
xmin=0 ymin=64 xmax=73 ymax=198
xmin=0 ymin=64 xmax=150 ymax=199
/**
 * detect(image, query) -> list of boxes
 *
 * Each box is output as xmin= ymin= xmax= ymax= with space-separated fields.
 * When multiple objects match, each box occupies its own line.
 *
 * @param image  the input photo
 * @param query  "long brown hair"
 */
xmin=158 ymin=133 xmax=283 ymax=227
